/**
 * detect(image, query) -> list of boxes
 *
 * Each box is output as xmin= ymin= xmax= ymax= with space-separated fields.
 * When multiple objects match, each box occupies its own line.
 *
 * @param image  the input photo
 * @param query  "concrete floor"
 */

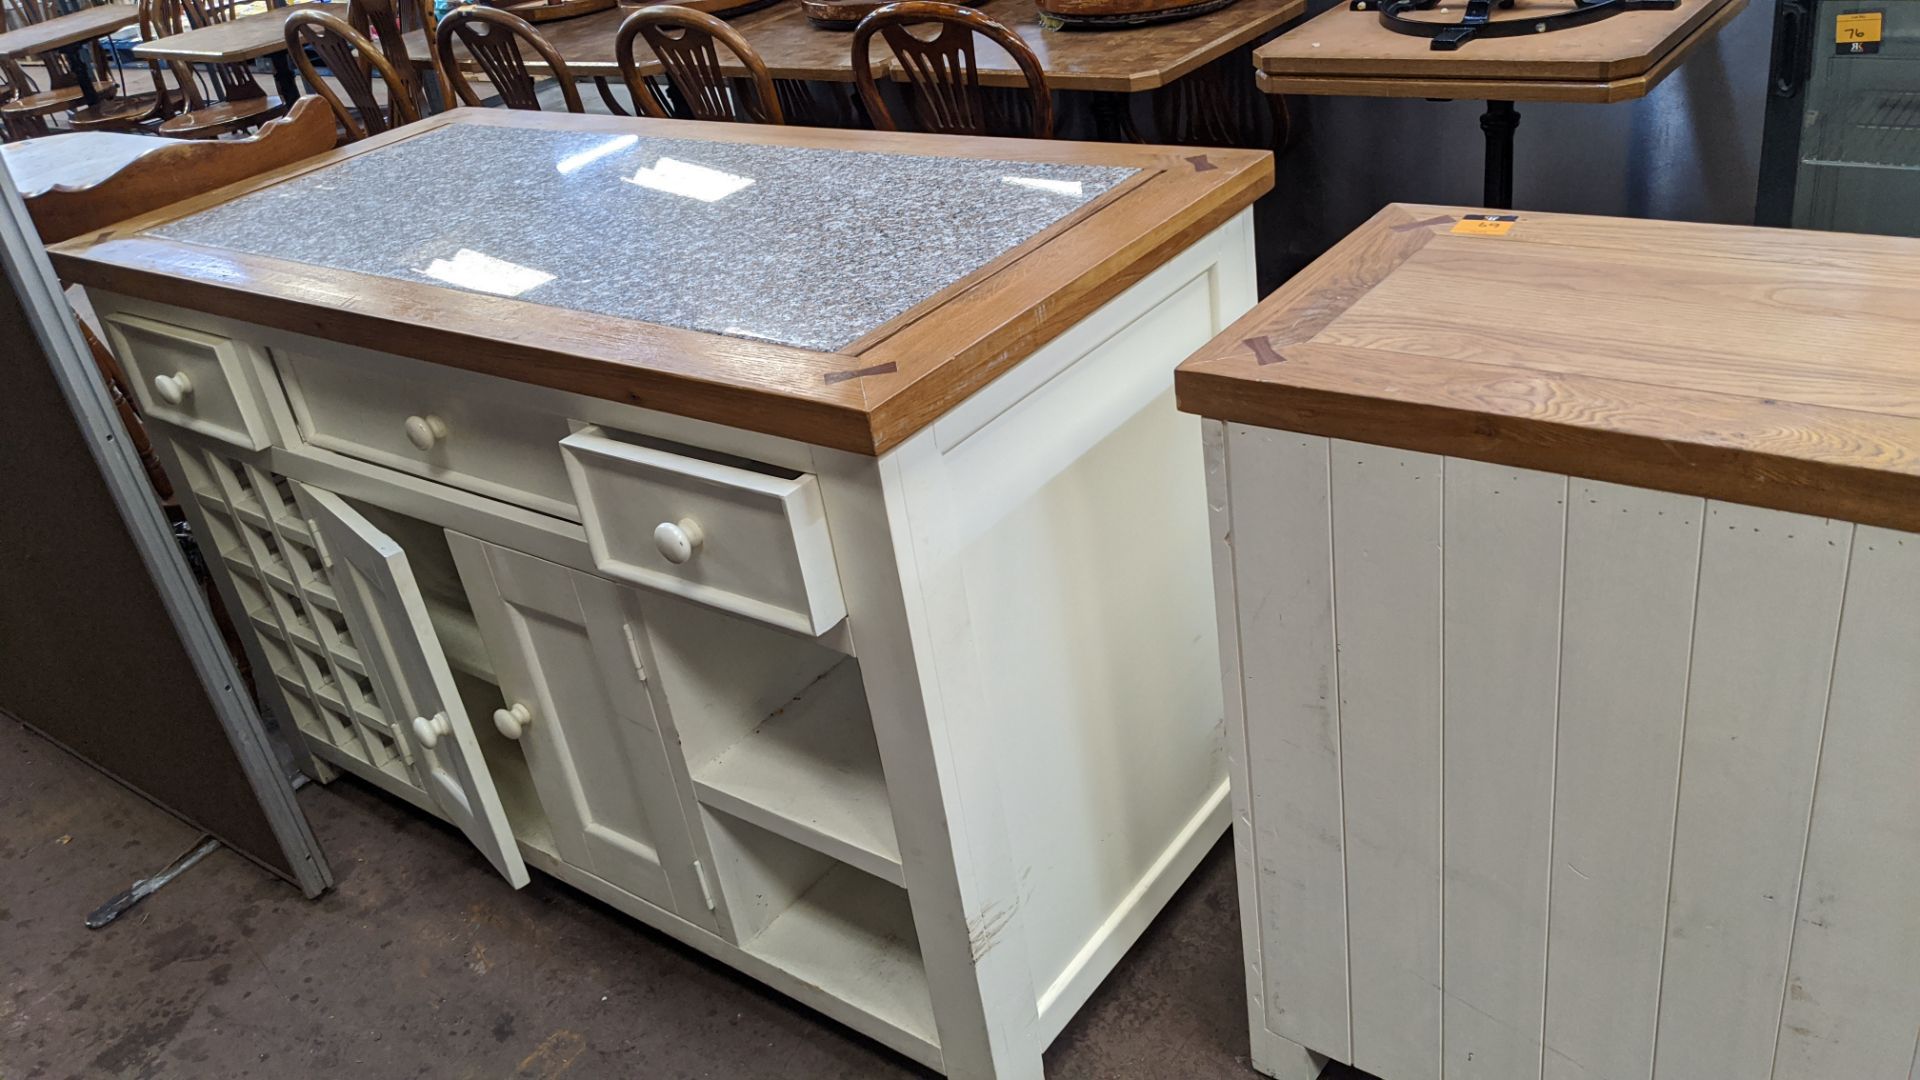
xmin=2 ymin=717 xmax=1363 ymax=1079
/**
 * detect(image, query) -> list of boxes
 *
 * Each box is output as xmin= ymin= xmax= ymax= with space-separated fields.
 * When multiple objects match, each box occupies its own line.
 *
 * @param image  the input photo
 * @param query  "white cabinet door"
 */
xmin=447 ymin=533 xmax=713 ymax=930
xmin=293 ymin=483 xmax=531 ymax=889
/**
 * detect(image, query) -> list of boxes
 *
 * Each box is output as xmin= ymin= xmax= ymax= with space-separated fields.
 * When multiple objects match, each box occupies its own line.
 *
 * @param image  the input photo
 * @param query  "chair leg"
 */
xmin=592 ymin=76 xmax=628 ymax=116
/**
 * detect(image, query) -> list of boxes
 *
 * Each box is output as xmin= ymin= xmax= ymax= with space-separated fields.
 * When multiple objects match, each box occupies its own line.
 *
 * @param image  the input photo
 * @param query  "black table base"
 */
xmin=1478 ymin=98 xmax=1519 ymax=209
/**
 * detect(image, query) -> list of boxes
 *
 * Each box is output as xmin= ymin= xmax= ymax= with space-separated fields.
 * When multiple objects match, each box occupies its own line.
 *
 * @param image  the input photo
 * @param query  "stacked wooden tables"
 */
xmin=0 ymin=2 xmax=140 ymax=111
xmin=1254 ymin=0 xmax=1746 ymax=206
xmin=133 ymin=1 xmax=350 ymax=104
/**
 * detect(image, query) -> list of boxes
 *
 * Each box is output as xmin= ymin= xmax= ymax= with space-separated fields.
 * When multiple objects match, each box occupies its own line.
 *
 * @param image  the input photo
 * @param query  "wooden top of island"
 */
xmin=1175 ymin=204 xmax=1920 ymax=534
xmin=50 ymin=108 xmax=1270 ymax=456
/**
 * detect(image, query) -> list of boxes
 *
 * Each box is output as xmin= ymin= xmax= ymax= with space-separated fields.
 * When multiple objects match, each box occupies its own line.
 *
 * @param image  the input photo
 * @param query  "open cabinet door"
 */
xmin=448 ymin=532 xmax=716 ymax=931
xmin=293 ymin=482 xmax=530 ymax=888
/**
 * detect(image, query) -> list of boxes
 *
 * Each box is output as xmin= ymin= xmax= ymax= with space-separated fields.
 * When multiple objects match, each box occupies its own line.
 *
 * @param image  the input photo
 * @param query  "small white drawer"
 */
xmin=274 ymin=348 xmax=579 ymax=521
xmin=560 ymin=427 xmax=846 ymax=636
xmin=105 ymin=314 xmax=270 ymax=451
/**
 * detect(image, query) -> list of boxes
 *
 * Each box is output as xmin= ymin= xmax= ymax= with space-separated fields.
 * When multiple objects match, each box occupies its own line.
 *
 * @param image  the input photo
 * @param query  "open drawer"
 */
xmin=559 ymin=427 xmax=846 ymax=636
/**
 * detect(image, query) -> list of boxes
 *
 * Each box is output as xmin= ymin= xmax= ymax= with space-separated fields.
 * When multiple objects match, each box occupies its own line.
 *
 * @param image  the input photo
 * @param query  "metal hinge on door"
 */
xmin=620 ymin=622 xmax=649 ymax=683
xmin=692 ymin=859 xmax=718 ymax=911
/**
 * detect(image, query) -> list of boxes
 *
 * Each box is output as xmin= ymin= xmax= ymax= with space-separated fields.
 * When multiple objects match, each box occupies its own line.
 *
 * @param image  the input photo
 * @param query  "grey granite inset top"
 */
xmin=153 ymin=124 xmax=1138 ymax=353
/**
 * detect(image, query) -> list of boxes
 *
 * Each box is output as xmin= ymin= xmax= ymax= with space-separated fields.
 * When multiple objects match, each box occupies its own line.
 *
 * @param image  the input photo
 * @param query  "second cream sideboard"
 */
xmin=1179 ymin=205 xmax=1920 ymax=1080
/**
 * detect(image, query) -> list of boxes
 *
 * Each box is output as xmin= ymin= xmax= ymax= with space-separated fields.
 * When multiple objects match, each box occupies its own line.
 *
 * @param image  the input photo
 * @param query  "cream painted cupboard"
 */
xmin=1180 ymin=205 xmax=1920 ymax=1080
xmin=55 ymin=109 xmax=1272 ymax=1079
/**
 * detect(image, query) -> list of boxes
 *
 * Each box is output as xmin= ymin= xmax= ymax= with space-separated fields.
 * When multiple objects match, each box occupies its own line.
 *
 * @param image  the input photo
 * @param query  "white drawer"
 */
xmin=274 ymin=347 xmax=578 ymax=521
xmin=105 ymin=314 xmax=270 ymax=451
xmin=560 ymin=427 xmax=846 ymax=635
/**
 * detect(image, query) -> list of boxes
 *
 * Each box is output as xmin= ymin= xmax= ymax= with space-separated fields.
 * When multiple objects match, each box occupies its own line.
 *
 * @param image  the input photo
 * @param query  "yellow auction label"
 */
xmin=1836 ymin=10 xmax=1882 ymax=53
xmin=1451 ymin=214 xmax=1518 ymax=236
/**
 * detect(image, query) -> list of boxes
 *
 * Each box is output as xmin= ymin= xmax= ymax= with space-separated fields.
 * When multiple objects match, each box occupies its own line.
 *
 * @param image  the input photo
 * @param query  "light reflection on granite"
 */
xmin=153 ymin=124 xmax=1137 ymax=353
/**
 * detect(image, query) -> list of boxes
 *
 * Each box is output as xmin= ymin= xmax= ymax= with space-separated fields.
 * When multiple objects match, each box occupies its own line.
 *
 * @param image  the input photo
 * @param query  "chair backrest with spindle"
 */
xmin=286 ymin=9 xmax=418 ymax=140
xmin=433 ymin=5 xmax=581 ymax=112
xmin=1 ymin=0 xmax=57 ymax=29
xmin=851 ymin=1 xmax=1051 ymax=139
xmin=614 ymin=6 xmax=781 ymax=125
xmin=349 ymin=0 xmax=443 ymax=115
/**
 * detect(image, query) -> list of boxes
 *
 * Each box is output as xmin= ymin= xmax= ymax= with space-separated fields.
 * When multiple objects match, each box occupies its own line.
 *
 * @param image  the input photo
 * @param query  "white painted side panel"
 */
xmin=1440 ymin=459 xmax=1565 ymax=1080
xmin=1329 ymin=440 xmax=1444 ymax=1080
xmin=962 ymin=386 xmax=1224 ymax=1006
xmin=1542 ymin=481 xmax=1704 ymax=1080
xmin=1653 ymin=503 xmax=1852 ymax=1080
xmin=1772 ymin=526 xmax=1920 ymax=1080
xmin=1217 ymin=436 xmax=1920 ymax=1080
xmin=1223 ymin=425 xmax=1351 ymax=1062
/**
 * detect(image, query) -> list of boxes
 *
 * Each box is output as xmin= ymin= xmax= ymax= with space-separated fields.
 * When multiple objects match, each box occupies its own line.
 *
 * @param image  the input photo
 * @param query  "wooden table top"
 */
xmin=1254 ymin=0 xmax=1746 ymax=103
xmin=1176 ymin=203 xmax=1920 ymax=534
xmin=50 ymin=109 xmax=1271 ymax=456
xmin=0 ymin=3 xmax=138 ymax=59
xmin=2 ymin=130 xmax=168 ymax=196
xmin=133 ymin=1 xmax=345 ymax=62
xmin=405 ymin=0 xmax=1302 ymax=91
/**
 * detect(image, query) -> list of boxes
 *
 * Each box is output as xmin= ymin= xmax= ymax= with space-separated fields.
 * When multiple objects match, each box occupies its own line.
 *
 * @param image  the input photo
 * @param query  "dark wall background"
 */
xmin=0 ymin=276 xmax=293 ymax=880
xmin=1263 ymin=0 xmax=1775 ymax=278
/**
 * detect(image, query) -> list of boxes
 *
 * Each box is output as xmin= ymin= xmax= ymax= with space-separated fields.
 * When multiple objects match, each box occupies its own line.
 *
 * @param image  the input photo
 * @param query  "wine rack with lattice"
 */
xmin=174 ymin=447 xmax=416 ymax=785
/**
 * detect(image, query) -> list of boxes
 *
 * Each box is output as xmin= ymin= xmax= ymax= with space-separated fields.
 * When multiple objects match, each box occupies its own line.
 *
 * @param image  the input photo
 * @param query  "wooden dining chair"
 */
xmin=434 ymin=5 xmax=581 ymax=112
xmin=851 ymin=1 xmax=1051 ymax=139
xmin=149 ymin=0 xmax=290 ymax=138
xmin=348 ymin=0 xmax=445 ymax=116
xmin=69 ymin=0 xmax=179 ymax=133
xmin=0 ymin=0 xmax=122 ymax=139
xmin=286 ymin=9 xmax=418 ymax=141
xmin=614 ymin=6 xmax=781 ymax=124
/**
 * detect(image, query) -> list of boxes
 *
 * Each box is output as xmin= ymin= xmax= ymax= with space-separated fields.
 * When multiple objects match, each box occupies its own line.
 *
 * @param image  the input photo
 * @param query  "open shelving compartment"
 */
xmin=703 ymin=809 xmax=936 ymax=1054
xmin=640 ymin=591 xmax=935 ymax=1056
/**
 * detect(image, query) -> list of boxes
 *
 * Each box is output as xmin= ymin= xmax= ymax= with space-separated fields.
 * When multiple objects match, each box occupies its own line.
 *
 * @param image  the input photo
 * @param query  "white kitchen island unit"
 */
xmin=50 ymin=108 xmax=1272 ymax=1079
xmin=1178 ymin=205 xmax=1920 ymax=1080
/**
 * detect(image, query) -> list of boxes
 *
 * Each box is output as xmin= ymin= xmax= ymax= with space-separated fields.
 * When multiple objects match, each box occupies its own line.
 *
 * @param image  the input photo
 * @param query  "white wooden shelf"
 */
xmin=692 ymin=659 xmax=903 ymax=886
xmin=424 ymin=598 xmax=497 ymax=684
xmin=744 ymin=862 xmax=936 ymax=1052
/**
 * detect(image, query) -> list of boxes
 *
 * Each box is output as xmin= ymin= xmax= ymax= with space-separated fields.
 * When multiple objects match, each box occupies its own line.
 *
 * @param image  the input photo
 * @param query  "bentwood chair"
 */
xmin=434 ymin=5 xmax=581 ymax=112
xmin=67 ymin=5 xmax=177 ymax=134
xmin=286 ymin=9 xmax=419 ymax=141
xmin=851 ymin=1 xmax=1051 ymax=139
xmin=150 ymin=0 xmax=290 ymax=138
xmin=348 ymin=0 xmax=445 ymax=117
xmin=614 ymin=6 xmax=781 ymax=124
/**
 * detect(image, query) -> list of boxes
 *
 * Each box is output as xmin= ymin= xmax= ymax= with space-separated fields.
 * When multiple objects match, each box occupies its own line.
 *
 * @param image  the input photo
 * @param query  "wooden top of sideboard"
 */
xmin=49 ymin=108 xmax=1271 ymax=456
xmin=1175 ymin=203 xmax=1920 ymax=534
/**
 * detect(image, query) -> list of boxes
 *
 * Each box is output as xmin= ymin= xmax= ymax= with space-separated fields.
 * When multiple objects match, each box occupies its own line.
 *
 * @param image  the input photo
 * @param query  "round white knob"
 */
xmin=404 ymin=414 xmax=448 ymax=451
xmin=410 ymin=711 xmax=451 ymax=749
xmin=152 ymin=372 xmax=193 ymax=406
xmin=493 ymin=703 xmax=532 ymax=741
xmin=653 ymin=518 xmax=704 ymax=565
